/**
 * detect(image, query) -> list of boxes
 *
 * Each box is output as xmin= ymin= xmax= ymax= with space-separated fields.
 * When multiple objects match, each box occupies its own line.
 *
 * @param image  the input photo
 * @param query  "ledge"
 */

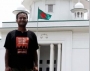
xmin=2 ymin=20 xmax=89 ymax=23
xmin=2 ymin=20 xmax=89 ymax=28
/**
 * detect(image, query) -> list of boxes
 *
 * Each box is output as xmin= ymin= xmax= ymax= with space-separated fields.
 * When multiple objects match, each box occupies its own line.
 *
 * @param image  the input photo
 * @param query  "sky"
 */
xmin=0 ymin=0 xmax=23 ymax=27
xmin=0 ymin=0 xmax=23 ymax=21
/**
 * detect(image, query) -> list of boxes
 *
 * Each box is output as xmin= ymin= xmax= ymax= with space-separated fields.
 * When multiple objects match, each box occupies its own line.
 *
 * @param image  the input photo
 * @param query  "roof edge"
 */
xmin=2 ymin=20 xmax=89 ymax=23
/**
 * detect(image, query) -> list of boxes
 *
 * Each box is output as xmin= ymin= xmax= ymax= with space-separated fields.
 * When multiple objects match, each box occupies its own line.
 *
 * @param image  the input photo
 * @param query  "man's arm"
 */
xmin=4 ymin=32 xmax=11 ymax=67
xmin=34 ymin=50 xmax=38 ymax=67
xmin=5 ymin=49 xmax=11 ymax=71
xmin=5 ymin=49 xmax=9 ymax=67
xmin=4 ymin=32 xmax=12 ymax=71
xmin=32 ymin=32 xmax=39 ymax=71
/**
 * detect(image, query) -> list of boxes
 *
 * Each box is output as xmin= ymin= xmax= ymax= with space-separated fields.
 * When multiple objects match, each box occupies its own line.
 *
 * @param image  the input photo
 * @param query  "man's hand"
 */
xmin=5 ymin=67 xmax=11 ymax=71
xmin=34 ymin=66 xmax=38 ymax=71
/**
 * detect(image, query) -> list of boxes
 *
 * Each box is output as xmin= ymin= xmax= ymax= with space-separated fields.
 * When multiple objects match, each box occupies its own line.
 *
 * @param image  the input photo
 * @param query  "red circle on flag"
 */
xmin=40 ymin=12 xmax=46 ymax=18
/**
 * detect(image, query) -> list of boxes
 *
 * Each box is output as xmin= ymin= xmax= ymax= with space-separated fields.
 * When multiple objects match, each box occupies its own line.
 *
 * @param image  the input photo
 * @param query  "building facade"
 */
xmin=0 ymin=0 xmax=89 ymax=71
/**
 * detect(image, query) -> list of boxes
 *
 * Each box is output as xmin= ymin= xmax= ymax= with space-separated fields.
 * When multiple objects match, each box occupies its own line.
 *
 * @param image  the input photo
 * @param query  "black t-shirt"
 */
xmin=4 ymin=30 xmax=39 ymax=69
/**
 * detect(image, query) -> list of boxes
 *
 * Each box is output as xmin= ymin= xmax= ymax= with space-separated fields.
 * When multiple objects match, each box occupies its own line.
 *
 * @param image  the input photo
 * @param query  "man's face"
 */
xmin=16 ymin=13 xmax=28 ymax=27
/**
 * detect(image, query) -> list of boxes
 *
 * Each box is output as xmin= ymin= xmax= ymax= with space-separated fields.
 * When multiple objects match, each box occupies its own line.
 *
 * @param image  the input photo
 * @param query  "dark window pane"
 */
xmin=46 ymin=67 xmax=49 ymax=71
xmin=54 ymin=60 xmax=56 ymax=64
xmin=48 ymin=4 xmax=53 ymax=12
xmin=40 ymin=60 xmax=43 ymax=64
xmin=54 ymin=68 xmax=56 ymax=71
xmin=47 ymin=60 xmax=50 ymax=64
xmin=39 ymin=67 xmax=42 ymax=71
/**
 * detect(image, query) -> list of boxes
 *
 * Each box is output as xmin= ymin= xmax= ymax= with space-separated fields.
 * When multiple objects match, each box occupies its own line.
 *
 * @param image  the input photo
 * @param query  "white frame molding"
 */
xmin=38 ymin=39 xmax=72 ymax=71
xmin=37 ymin=31 xmax=72 ymax=71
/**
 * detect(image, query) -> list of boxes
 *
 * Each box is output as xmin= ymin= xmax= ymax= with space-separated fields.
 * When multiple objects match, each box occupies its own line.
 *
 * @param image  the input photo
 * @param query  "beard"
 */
xmin=18 ymin=22 xmax=27 ymax=27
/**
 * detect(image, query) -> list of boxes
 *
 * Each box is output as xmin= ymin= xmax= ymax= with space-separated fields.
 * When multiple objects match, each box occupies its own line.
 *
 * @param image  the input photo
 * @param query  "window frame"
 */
xmin=48 ymin=4 xmax=53 ymax=12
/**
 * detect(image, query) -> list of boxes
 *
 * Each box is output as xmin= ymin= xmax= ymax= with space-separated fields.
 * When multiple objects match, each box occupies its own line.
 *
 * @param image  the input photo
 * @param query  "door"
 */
xmin=39 ymin=44 xmax=61 ymax=71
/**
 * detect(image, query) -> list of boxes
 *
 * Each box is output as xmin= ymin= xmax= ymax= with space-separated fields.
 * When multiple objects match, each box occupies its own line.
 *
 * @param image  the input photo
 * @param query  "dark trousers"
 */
xmin=11 ymin=68 xmax=33 ymax=71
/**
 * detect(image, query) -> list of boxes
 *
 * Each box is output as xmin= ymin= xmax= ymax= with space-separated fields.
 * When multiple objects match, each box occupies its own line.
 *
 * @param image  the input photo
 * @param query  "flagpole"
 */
xmin=37 ymin=7 xmax=39 ymax=71
xmin=37 ymin=17 xmax=40 ymax=71
xmin=36 ymin=7 xmax=52 ymax=71
xmin=37 ymin=18 xmax=39 ymax=36
xmin=37 ymin=7 xmax=39 ymax=36
xmin=89 ymin=0 xmax=90 ymax=71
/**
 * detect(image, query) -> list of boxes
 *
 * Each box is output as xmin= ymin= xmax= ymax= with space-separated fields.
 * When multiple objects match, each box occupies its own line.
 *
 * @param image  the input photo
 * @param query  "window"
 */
xmin=46 ymin=67 xmax=49 ymax=71
xmin=39 ymin=67 xmax=42 ymax=71
xmin=40 ymin=60 xmax=43 ymax=64
xmin=47 ymin=60 xmax=50 ymax=64
xmin=48 ymin=4 xmax=53 ymax=12
xmin=54 ymin=68 xmax=56 ymax=71
xmin=47 ymin=60 xmax=56 ymax=64
xmin=46 ymin=67 xmax=55 ymax=71
xmin=77 ymin=12 xmax=79 ymax=17
xmin=54 ymin=60 xmax=56 ymax=64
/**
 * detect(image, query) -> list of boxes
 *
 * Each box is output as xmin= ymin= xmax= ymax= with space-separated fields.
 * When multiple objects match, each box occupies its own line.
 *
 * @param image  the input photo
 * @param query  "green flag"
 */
xmin=38 ymin=8 xmax=52 ymax=20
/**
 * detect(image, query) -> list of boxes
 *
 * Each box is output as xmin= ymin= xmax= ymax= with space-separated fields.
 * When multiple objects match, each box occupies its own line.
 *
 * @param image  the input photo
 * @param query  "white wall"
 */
xmin=0 ymin=49 xmax=5 ymax=71
xmin=0 ymin=32 xmax=8 ymax=71
xmin=72 ymin=49 xmax=89 ymax=71
xmin=30 ymin=0 xmax=73 ymax=21
xmin=72 ymin=32 xmax=89 ymax=71
xmin=0 ymin=32 xmax=8 ymax=49
xmin=73 ymin=32 xmax=89 ymax=49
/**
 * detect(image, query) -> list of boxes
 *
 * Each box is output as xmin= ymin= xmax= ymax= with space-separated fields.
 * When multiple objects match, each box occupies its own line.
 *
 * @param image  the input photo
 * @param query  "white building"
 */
xmin=0 ymin=0 xmax=89 ymax=71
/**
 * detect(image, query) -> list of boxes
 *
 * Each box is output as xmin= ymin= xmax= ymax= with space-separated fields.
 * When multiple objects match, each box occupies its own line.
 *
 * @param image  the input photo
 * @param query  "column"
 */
xmin=37 ymin=45 xmax=40 ymax=71
xmin=0 ymin=32 xmax=1 ymax=39
xmin=50 ymin=44 xmax=54 ymax=71
xmin=57 ymin=43 xmax=62 ymax=71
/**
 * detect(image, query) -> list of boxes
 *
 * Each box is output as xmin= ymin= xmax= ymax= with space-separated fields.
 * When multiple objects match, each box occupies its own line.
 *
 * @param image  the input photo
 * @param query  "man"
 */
xmin=4 ymin=11 xmax=39 ymax=71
